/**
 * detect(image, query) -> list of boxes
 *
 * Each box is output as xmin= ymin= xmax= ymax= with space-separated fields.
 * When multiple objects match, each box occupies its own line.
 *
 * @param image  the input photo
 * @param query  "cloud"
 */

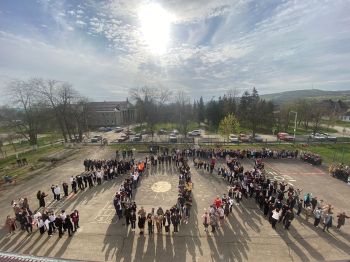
xmin=0 ymin=0 xmax=350 ymax=104
xmin=76 ymin=20 xmax=86 ymax=26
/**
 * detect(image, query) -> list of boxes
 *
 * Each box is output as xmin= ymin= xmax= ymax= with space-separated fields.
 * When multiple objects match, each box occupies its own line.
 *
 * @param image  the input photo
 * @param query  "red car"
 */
xmin=277 ymin=132 xmax=295 ymax=141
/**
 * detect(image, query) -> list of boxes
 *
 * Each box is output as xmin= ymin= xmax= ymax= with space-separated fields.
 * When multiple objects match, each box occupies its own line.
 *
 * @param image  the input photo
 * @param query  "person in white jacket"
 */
xmin=271 ymin=208 xmax=282 ymax=229
xmin=54 ymin=185 xmax=61 ymax=201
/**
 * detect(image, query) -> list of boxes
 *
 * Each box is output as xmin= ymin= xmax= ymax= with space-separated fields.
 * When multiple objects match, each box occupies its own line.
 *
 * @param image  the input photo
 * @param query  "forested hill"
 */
xmin=260 ymin=89 xmax=350 ymax=104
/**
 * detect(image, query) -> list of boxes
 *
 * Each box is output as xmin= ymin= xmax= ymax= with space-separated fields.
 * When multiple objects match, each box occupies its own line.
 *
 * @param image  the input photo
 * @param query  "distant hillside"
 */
xmin=260 ymin=89 xmax=350 ymax=104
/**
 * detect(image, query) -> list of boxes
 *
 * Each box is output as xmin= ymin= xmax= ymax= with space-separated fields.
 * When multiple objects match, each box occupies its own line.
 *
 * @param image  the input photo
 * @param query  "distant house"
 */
xmin=86 ymin=100 xmax=136 ymax=127
xmin=340 ymin=110 xmax=350 ymax=122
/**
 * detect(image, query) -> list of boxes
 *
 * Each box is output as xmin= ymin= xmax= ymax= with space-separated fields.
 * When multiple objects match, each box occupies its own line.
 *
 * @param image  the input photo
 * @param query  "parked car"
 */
xmin=131 ymin=134 xmax=142 ymax=142
xmin=169 ymin=134 xmax=177 ymax=143
xmin=252 ymin=134 xmax=264 ymax=142
xmin=125 ymin=129 xmax=135 ymax=135
xmin=114 ymin=127 xmax=123 ymax=133
xmin=91 ymin=135 xmax=102 ymax=143
xmin=228 ymin=134 xmax=239 ymax=143
xmin=321 ymin=133 xmax=337 ymax=142
xmin=105 ymin=127 xmax=113 ymax=132
xmin=277 ymin=132 xmax=295 ymax=141
xmin=188 ymin=130 xmax=201 ymax=137
xmin=172 ymin=129 xmax=179 ymax=135
xmin=158 ymin=129 xmax=167 ymax=135
xmin=309 ymin=133 xmax=326 ymax=141
xmin=239 ymin=133 xmax=251 ymax=142
xmin=117 ymin=133 xmax=129 ymax=142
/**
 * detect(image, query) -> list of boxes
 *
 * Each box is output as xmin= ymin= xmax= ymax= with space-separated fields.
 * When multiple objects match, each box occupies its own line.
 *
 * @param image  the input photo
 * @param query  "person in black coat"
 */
xmin=138 ymin=215 xmax=146 ymax=235
xmin=62 ymin=182 xmax=69 ymax=197
xmin=171 ymin=212 xmax=180 ymax=233
xmin=65 ymin=216 xmax=74 ymax=237
xmin=39 ymin=192 xmax=47 ymax=208
xmin=55 ymin=216 xmax=64 ymax=238
xmin=283 ymin=208 xmax=295 ymax=230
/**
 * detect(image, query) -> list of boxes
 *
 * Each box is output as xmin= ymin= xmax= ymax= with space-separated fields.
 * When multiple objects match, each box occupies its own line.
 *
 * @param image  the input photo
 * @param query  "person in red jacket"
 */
xmin=70 ymin=210 xmax=80 ymax=232
xmin=214 ymin=196 xmax=222 ymax=209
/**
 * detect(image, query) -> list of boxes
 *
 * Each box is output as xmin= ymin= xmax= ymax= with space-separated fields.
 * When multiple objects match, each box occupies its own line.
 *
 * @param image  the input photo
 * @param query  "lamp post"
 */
xmin=290 ymin=111 xmax=298 ymax=140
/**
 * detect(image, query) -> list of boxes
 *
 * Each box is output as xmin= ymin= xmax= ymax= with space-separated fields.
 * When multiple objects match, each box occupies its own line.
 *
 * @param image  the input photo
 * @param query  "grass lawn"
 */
xmin=286 ymin=126 xmax=338 ymax=135
xmin=1 ymin=133 xmax=63 ymax=156
xmin=334 ymin=120 xmax=350 ymax=128
xmin=0 ymin=144 xmax=65 ymax=182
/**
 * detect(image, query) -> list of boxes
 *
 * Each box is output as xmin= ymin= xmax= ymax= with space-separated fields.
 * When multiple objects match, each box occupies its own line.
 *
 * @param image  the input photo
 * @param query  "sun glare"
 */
xmin=138 ymin=3 xmax=174 ymax=55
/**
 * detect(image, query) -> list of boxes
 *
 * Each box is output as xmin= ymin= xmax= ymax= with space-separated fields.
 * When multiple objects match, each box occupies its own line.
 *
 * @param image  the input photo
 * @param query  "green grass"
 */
xmin=286 ymin=125 xmax=337 ymax=135
xmin=334 ymin=120 xmax=350 ymax=128
xmin=0 ymin=144 xmax=65 ymax=182
xmin=1 ymin=133 xmax=63 ymax=156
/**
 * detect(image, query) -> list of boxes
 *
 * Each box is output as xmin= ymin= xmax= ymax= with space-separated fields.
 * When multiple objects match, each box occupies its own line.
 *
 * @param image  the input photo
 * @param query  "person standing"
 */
xmin=62 ymin=182 xmax=69 ymax=197
xmin=39 ymin=192 xmax=47 ymax=208
xmin=271 ymin=208 xmax=282 ymax=229
xmin=138 ymin=214 xmax=146 ymax=235
xmin=313 ymin=207 xmax=322 ymax=227
xmin=296 ymin=199 xmax=303 ymax=216
xmin=50 ymin=185 xmax=56 ymax=200
xmin=305 ymin=205 xmax=313 ymax=222
xmin=202 ymin=211 xmax=210 ymax=232
xmin=54 ymin=185 xmax=61 ymax=201
xmin=130 ymin=210 xmax=136 ymax=232
xmin=65 ymin=215 xmax=74 ymax=237
xmin=55 ymin=215 xmax=64 ymax=238
xmin=283 ymin=208 xmax=294 ymax=230
xmin=5 ymin=215 xmax=17 ymax=234
xmin=171 ymin=211 xmax=180 ymax=234
xmin=147 ymin=213 xmax=153 ymax=235
xmin=164 ymin=210 xmax=171 ymax=234
xmin=48 ymin=212 xmax=56 ymax=236
xmin=23 ymin=212 xmax=33 ymax=234
xmin=71 ymin=210 xmax=80 ymax=231
xmin=336 ymin=212 xmax=350 ymax=230
xmin=323 ymin=212 xmax=333 ymax=232
xmin=210 ymin=213 xmax=217 ymax=233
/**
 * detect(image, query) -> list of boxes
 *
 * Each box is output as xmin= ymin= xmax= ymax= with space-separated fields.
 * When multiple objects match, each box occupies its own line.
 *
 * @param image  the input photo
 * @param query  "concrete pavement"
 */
xmin=0 ymin=147 xmax=349 ymax=261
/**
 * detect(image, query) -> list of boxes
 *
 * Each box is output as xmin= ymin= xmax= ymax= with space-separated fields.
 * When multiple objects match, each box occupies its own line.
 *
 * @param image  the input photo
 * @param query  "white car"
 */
xmin=169 ymin=134 xmax=177 ymax=143
xmin=188 ymin=130 xmax=201 ymax=137
xmin=321 ymin=133 xmax=337 ymax=142
xmin=172 ymin=129 xmax=179 ymax=135
xmin=228 ymin=134 xmax=239 ymax=143
xmin=309 ymin=133 xmax=326 ymax=141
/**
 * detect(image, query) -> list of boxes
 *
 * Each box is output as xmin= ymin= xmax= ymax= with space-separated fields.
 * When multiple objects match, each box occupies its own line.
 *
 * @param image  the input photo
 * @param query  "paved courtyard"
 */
xmin=0 ymin=147 xmax=349 ymax=261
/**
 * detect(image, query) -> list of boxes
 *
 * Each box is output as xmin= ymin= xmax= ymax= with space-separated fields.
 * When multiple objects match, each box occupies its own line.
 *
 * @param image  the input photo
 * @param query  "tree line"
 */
xmin=0 ymin=78 xmax=88 ymax=147
xmin=0 ymin=77 xmax=347 ymax=148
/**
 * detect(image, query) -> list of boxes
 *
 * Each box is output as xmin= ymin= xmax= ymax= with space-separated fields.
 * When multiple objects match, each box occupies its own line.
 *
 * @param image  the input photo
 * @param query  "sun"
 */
xmin=138 ymin=3 xmax=174 ymax=55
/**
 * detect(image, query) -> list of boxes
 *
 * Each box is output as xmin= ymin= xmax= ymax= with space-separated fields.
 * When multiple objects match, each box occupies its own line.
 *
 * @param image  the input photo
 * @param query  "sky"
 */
xmin=0 ymin=0 xmax=350 ymax=103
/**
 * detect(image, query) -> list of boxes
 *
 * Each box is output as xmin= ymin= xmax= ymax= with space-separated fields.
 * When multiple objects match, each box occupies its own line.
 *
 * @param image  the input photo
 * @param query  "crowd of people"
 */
xmin=200 ymin=154 xmax=348 ymax=233
xmin=4 ymin=156 xmax=137 ymax=237
xmin=5 ymin=197 xmax=79 ymax=238
xmin=112 ymin=148 xmax=194 ymax=235
xmin=4 ymin=146 xmax=348 ymax=241
xmin=300 ymin=152 xmax=323 ymax=165
xmin=329 ymin=163 xmax=350 ymax=183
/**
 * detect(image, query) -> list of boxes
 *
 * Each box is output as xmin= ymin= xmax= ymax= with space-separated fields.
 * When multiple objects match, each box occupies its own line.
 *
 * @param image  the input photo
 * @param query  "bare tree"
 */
xmin=33 ymin=78 xmax=87 ymax=142
xmin=6 ymin=80 xmax=46 ymax=148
